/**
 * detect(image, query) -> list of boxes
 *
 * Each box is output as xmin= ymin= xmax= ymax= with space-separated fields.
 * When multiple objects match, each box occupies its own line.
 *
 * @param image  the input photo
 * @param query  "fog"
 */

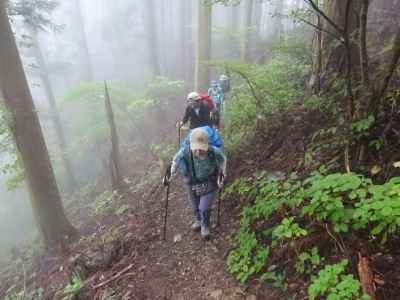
xmin=0 ymin=0 xmax=303 ymax=262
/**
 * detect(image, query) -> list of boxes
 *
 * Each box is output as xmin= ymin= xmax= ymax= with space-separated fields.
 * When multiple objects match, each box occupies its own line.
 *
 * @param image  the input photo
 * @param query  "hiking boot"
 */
xmin=201 ymin=225 xmax=210 ymax=239
xmin=191 ymin=220 xmax=201 ymax=232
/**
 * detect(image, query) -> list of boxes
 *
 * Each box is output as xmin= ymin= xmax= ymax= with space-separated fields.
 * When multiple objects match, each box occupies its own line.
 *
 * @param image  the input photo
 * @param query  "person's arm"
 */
xmin=182 ymin=106 xmax=190 ymax=125
xmin=171 ymin=147 xmax=191 ymax=178
xmin=212 ymin=146 xmax=227 ymax=177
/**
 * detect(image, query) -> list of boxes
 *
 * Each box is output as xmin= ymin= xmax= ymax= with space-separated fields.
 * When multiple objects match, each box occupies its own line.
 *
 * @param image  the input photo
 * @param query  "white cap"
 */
xmin=190 ymin=128 xmax=209 ymax=151
xmin=187 ymin=92 xmax=201 ymax=101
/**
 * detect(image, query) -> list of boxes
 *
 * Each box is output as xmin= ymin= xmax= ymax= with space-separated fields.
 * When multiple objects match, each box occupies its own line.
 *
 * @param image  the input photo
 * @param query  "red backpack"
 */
xmin=199 ymin=93 xmax=215 ymax=111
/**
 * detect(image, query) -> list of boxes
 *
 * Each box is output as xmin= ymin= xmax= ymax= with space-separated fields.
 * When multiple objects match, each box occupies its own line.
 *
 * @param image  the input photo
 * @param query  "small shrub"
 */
xmin=308 ymin=260 xmax=370 ymax=300
xmin=63 ymin=273 xmax=83 ymax=300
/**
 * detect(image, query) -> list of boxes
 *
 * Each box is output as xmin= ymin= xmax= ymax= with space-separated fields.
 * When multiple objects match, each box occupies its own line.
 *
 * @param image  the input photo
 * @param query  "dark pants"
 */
xmin=185 ymin=184 xmax=217 ymax=228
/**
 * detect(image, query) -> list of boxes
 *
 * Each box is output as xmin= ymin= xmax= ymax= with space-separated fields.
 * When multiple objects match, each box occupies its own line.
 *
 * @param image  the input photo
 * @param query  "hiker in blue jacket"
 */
xmin=208 ymin=81 xmax=224 ymax=128
xmin=166 ymin=127 xmax=226 ymax=239
xmin=208 ymin=80 xmax=224 ymax=111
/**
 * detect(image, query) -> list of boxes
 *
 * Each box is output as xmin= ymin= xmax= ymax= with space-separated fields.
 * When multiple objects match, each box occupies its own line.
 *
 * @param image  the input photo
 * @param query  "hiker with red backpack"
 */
xmin=164 ymin=127 xmax=226 ymax=239
xmin=178 ymin=92 xmax=213 ymax=130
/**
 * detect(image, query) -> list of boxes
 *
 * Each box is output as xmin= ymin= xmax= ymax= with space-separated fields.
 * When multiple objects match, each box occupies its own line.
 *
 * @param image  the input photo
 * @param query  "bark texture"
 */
xmin=0 ymin=2 xmax=76 ymax=250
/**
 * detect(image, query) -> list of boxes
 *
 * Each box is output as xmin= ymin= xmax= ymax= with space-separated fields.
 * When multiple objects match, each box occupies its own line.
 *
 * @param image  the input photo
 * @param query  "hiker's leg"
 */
xmin=199 ymin=190 xmax=217 ymax=227
xmin=185 ymin=184 xmax=201 ymax=221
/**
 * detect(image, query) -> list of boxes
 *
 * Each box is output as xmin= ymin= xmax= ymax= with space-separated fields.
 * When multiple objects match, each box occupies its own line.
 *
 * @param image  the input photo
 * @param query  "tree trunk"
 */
xmin=271 ymin=0 xmax=284 ymax=42
xmin=104 ymin=82 xmax=122 ymax=191
xmin=310 ymin=0 xmax=323 ymax=92
xmin=0 ymin=2 xmax=76 ymax=250
xmin=195 ymin=1 xmax=212 ymax=92
xmin=31 ymin=28 xmax=76 ymax=191
xmin=144 ymin=0 xmax=161 ymax=77
xmin=74 ymin=0 xmax=93 ymax=81
xmin=185 ymin=0 xmax=195 ymax=91
xmin=179 ymin=0 xmax=187 ymax=80
xmin=316 ymin=0 xmax=361 ymax=76
xmin=241 ymin=0 xmax=254 ymax=62
xmin=230 ymin=4 xmax=240 ymax=59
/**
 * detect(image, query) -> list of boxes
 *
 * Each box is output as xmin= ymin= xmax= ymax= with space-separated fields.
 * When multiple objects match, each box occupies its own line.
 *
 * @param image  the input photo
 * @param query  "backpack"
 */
xmin=198 ymin=93 xmax=215 ymax=111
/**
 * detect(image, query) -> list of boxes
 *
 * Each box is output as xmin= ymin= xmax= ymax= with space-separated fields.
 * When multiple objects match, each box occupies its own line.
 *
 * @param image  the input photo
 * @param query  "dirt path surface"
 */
xmin=97 ymin=182 xmax=279 ymax=300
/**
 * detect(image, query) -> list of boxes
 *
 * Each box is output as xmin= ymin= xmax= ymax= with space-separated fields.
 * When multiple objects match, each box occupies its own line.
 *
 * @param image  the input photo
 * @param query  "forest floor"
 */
xmin=3 ymin=108 xmax=399 ymax=299
xmin=1 ymin=174 xmax=282 ymax=300
xmin=0 ymin=108 xmax=320 ymax=300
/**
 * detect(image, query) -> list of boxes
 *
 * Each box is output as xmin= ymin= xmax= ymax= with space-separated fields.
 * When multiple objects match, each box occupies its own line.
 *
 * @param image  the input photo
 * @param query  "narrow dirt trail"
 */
xmin=118 ymin=181 xmax=254 ymax=300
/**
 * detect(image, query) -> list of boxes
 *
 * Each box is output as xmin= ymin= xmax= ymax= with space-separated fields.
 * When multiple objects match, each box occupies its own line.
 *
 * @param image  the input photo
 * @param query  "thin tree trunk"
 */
xmin=360 ymin=0 xmax=370 ymax=88
xmin=184 ymin=0 xmax=195 ymax=91
xmin=241 ymin=0 xmax=254 ymax=62
xmin=31 ymin=28 xmax=76 ymax=191
xmin=272 ymin=0 xmax=284 ymax=42
xmin=144 ymin=0 xmax=161 ymax=77
xmin=230 ymin=4 xmax=240 ymax=59
xmin=177 ymin=0 xmax=189 ymax=79
xmin=104 ymin=82 xmax=122 ymax=191
xmin=195 ymin=1 xmax=212 ymax=91
xmin=74 ymin=0 xmax=93 ymax=81
xmin=0 ymin=2 xmax=76 ymax=250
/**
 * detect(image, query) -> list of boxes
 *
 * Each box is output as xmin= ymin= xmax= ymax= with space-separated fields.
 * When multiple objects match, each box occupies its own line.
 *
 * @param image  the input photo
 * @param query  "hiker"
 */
xmin=219 ymin=74 xmax=231 ymax=93
xmin=208 ymin=81 xmax=224 ymax=128
xmin=178 ymin=92 xmax=212 ymax=130
xmin=208 ymin=80 xmax=224 ymax=111
xmin=165 ymin=127 xmax=226 ymax=239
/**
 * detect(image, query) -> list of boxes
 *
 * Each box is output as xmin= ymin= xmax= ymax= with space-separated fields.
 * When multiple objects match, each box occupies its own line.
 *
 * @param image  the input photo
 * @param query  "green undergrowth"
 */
xmin=216 ymin=31 xmax=312 ymax=156
xmin=224 ymin=169 xmax=400 ymax=299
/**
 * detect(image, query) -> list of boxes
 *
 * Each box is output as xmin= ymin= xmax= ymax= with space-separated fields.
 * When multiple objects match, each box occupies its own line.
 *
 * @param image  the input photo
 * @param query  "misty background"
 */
xmin=4 ymin=0 xmax=390 ymax=263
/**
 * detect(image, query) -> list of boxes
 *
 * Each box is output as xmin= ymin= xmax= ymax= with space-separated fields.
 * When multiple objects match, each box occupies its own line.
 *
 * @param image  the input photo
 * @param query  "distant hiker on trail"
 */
xmin=165 ymin=127 xmax=226 ymax=239
xmin=208 ymin=81 xmax=224 ymax=128
xmin=219 ymin=74 xmax=231 ymax=94
xmin=178 ymin=92 xmax=212 ymax=130
xmin=208 ymin=80 xmax=224 ymax=111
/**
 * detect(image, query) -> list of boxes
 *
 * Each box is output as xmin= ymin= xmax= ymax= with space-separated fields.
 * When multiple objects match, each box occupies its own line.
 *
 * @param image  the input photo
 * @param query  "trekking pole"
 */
xmin=216 ymin=188 xmax=222 ymax=227
xmin=216 ymin=172 xmax=225 ymax=227
xmin=162 ymin=181 xmax=170 ymax=240
xmin=178 ymin=124 xmax=181 ymax=148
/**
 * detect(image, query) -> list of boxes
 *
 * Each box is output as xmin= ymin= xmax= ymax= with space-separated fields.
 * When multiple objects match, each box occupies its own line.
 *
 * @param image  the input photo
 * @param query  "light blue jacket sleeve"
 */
xmin=171 ymin=148 xmax=188 ymax=176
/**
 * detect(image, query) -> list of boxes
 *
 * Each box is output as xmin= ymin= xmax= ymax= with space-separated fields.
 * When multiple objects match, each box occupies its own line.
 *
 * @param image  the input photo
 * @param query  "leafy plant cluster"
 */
xmin=308 ymin=260 xmax=370 ymax=300
xmin=62 ymin=273 xmax=83 ymax=300
xmin=225 ymin=170 xmax=398 ymax=298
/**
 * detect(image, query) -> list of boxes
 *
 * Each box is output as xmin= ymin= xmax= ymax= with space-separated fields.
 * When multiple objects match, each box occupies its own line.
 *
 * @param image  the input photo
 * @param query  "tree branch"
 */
xmin=304 ymin=0 xmax=344 ymax=35
xmin=295 ymin=16 xmax=343 ymax=42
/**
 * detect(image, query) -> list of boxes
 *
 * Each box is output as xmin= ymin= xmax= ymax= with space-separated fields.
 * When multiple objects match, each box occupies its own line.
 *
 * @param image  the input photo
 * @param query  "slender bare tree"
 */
xmin=30 ymin=28 xmax=76 ymax=191
xmin=0 ymin=1 xmax=76 ymax=250
xmin=195 ymin=1 xmax=212 ymax=91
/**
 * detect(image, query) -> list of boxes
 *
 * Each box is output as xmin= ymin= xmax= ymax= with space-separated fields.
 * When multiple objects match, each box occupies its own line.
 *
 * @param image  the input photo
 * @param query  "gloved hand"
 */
xmin=163 ymin=164 xmax=172 ymax=186
xmin=162 ymin=174 xmax=170 ymax=186
xmin=176 ymin=121 xmax=184 ymax=128
xmin=217 ymin=173 xmax=225 ymax=189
